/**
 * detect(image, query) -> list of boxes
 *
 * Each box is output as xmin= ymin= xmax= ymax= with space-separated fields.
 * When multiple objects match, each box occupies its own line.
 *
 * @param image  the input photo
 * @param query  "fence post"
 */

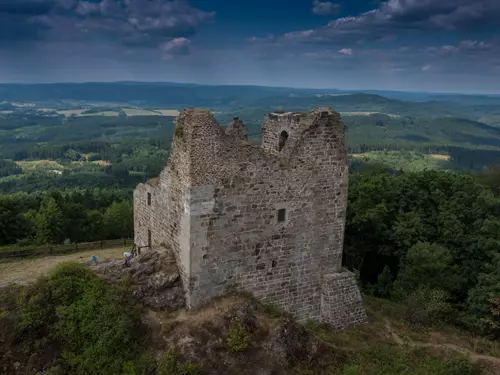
xmin=49 ymin=246 xmax=53 ymax=255
xmin=75 ymin=243 xmax=78 ymax=252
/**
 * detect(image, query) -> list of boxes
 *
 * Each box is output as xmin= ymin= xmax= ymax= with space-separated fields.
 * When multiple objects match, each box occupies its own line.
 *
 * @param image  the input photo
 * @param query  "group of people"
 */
xmin=90 ymin=251 xmax=132 ymax=267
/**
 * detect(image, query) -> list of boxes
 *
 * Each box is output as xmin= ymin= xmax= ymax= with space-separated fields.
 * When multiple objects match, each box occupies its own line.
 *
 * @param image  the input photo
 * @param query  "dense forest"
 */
xmin=0 ymin=188 xmax=133 ymax=247
xmin=344 ymin=166 xmax=500 ymax=338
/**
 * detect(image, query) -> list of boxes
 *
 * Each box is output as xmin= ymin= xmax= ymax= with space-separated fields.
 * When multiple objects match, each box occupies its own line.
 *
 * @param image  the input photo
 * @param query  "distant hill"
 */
xmin=0 ymin=82 xmax=498 ymax=120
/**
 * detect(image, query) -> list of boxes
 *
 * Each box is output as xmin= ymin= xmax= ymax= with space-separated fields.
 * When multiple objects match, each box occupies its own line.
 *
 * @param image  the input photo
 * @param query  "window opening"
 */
xmin=278 ymin=131 xmax=288 ymax=151
xmin=277 ymin=208 xmax=286 ymax=223
xmin=148 ymin=230 xmax=152 ymax=248
xmin=147 ymin=192 xmax=151 ymax=206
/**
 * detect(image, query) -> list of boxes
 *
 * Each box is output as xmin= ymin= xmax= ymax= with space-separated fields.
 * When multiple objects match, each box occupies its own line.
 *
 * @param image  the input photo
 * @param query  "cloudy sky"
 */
xmin=1 ymin=0 xmax=499 ymax=93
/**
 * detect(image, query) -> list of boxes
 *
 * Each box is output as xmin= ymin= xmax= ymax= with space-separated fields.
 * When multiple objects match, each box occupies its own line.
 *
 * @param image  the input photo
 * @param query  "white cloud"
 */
xmin=312 ymin=0 xmax=341 ymax=16
xmin=338 ymin=48 xmax=353 ymax=55
xmin=161 ymin=37 xmax=191 ymax=59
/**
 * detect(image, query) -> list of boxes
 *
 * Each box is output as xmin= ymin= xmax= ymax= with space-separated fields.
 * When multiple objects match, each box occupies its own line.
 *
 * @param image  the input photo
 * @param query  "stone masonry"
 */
xmin=134 ymin=107 xmax=368 ymax=329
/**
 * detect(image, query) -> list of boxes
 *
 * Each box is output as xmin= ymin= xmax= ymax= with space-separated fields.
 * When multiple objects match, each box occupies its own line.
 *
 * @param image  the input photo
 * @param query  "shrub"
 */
xmin=344 ymin=364 xmax=360 ymax=375
xmin=158 ymin=348 xmax=202 ymax=375
xmin=174 ymin=124 xmax=184 ymax=138
xmin=226 ymin=321 xmax=251 ymax=352
xmin=261 ymin=302 xmax=286 ymax=317
xmin=403 ymin=287 xmax=451 ymax=326
xmin=359 ymin=346 xmax=475 ymax=375
xmin=1 ymin=262 xmax=146 ymax=374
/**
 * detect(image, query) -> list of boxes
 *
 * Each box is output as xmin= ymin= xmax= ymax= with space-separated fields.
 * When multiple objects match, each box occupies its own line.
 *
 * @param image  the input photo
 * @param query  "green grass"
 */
xmin=299 ymin=296 xmax=482 ymax=375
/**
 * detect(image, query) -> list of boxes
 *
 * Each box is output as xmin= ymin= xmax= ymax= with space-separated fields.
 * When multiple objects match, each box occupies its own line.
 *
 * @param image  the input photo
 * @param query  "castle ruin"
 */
xmin=133 ymin=107 xmax=367 ymax=329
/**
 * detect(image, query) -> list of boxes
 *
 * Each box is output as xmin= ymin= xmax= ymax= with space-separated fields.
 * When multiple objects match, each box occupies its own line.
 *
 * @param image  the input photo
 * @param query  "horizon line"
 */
xmin=0 ymin=80 xmax=499 ymax=97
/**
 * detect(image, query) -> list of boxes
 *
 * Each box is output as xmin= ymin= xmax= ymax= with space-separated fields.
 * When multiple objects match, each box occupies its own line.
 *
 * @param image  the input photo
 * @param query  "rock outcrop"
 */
xmin=157 ymin=296 xmax=331 ymax=375
xmin=89 ymin=247 xmax=185 ymax=311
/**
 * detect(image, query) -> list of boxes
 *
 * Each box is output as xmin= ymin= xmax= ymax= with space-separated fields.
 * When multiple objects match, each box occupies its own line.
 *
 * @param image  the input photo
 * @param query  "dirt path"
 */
xmin=0 ymin=247 xmax=127 ymax=288
xmin=384 ymin=319 xmax=500 ymax=367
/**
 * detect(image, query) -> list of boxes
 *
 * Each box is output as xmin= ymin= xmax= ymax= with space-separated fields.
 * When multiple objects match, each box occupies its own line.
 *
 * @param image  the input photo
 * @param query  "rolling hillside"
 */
xmin=1 ymin=82 xmax=498 ymax=120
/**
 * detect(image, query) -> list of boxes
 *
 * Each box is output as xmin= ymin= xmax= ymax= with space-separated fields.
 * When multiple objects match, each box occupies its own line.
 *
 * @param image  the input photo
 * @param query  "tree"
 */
xmin=103 ymin=200 xmax=133 ymax=239
xmin=61 ymin=203 xmax=90 ymax=243
xmin=467 ymin=253 xmax=500 ymax=337
xmin=376 ymin=266 xmax=394 ymax=298
xmin=0 ymin=196 xmax=30 ymax=245
xmin=34 ymin=197 xmax=64 ymax=245
xmin=393 ymin=242 xmax=455 ymax=295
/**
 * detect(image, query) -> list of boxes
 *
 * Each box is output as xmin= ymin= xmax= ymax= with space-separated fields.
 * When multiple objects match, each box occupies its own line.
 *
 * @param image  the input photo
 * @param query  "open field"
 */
xmin=53 ymin=108 xmax=180 ymax=117
xmin=122 ymin=108 xmax=158 ymax=116
xmin=155 ymin=109 xmax=180 ymax=116
xmin=430 ymin=154 xmax=451 ymax=160
xmin=91 ymin=159 xmax=112 ymax=166
xmin=16 ymin=159 xmax=65 ymax=171
xmin=350 ymin=151 xmax=451 ymax=171
xmin=341 ymin=111 xmax=401 ymax=118
xmin=0 ymin=247 xmax=127 ymax=287
xmin=85 ymin=111 xmax=120 ymax=116
xmin=56 ymin=109 xmax=88 ymax=116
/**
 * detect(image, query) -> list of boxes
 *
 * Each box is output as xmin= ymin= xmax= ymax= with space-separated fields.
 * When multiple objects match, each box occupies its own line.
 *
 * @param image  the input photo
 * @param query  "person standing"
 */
xmin=123 ymin=251 xmax=132 ymax=267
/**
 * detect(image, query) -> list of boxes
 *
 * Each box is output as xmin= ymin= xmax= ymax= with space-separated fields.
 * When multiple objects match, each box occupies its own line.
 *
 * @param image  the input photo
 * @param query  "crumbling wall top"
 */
xmin=175 ymin=108 xmax=224 ymax=142
xmin=225 ymin=117 xmax=248 ymax=140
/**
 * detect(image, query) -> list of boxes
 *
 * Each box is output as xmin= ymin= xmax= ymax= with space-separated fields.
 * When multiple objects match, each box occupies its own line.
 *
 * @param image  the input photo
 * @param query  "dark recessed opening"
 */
xmin=202 ymin=254 xmax=208 ymax=260
xmin=147 ymin=192 xmax=151 ymax=206
xmin=277 ymin=208 xmax=286 ymax=223
xmin=272 ymin=260 xmax=277 ymax=268
xmin=147 ymin=230 xmax=152 ymax=248
xmin=278 ymin=131 xmax=288 ymax=151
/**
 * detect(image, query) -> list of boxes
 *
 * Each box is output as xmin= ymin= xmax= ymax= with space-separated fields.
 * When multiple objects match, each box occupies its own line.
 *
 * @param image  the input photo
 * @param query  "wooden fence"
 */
xmin=0 ymin=238 xmax=134 ymax=260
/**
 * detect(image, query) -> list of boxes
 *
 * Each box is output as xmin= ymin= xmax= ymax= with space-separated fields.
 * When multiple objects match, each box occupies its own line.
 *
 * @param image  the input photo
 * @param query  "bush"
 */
xmin=359 ymin=346 xmax=475 ymax=375
xmin=344 ymin=364 xmax=360 ymax=375
xmin=0 ymin=262 xmax=146 ymax=374
xmin=226 ymin=321 xmax=252 ymax=352
xmin=86 ymin=153 xmax=102 ymax=162
xmin=174 ymin=124 xmax=184 ymax=138
xmin=157 ymin=348 xmax=202 ymax=375
xmin=403 ymin=287 xmax=451 ymax=326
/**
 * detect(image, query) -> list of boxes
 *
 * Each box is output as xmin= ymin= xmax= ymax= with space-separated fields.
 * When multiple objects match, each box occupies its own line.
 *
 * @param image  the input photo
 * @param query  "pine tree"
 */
xmin=34 ymin=197 xmax=64 ymax=245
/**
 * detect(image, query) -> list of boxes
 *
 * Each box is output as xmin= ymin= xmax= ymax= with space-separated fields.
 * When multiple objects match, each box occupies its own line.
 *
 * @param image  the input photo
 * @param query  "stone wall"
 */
xmin=133 ymin=106 xmax=367 ymax=328
xmin=320 ymin=272 xmax=368 ymax=329
xmin=134 ymin=135 xmax=193 ymax=299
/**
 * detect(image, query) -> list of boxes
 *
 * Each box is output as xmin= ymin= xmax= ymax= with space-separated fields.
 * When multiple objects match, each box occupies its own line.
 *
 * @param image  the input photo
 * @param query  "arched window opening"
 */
xmin=278 ymin=131 xmax=288 ymax=151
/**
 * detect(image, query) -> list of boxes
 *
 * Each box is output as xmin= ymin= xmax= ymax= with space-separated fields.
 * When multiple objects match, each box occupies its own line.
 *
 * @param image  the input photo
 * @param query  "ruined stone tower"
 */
xmin=134 ymin=107 xmax=367 ymax=329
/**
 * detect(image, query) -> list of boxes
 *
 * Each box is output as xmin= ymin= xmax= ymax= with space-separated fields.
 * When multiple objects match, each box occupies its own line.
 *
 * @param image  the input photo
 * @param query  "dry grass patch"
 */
xmin=430 ymin=154 xmax=451 ymax=160
xmin=15 ymin=159 xmax=65 ymax=170
xmin=122 ymin=108 xmax=160 ymax=116
xmin=56 ymin=109 xmax=87 ymax=116
xmin=156 ymin=109 xmax=180 ymax=116
xmin=341 ymin=111 xmax=401 ymax=118
xmin=91 ymin=160 xmax=112 ymax=166
xmin=81 ymin=110 xmax=119 ymax=116
xmin=350 ymin=153 xmax=368 ymax=158
xmin=0 ymin=247 xmax=128 ymax=288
